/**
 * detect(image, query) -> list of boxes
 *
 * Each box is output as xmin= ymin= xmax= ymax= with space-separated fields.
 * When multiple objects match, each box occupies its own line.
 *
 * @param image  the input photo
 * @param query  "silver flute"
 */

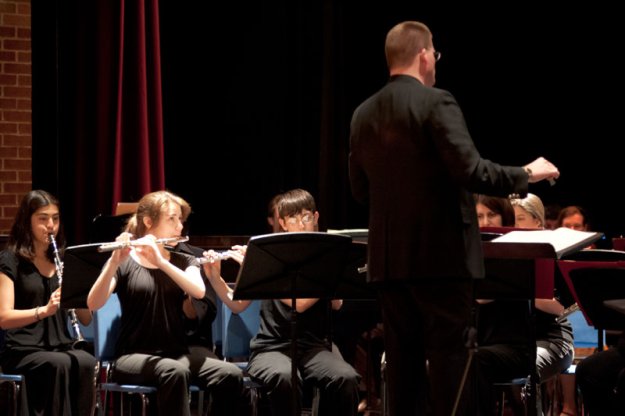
xmin=49 ymin=233 xmax=88 ymax=350
xmin=97 ymin=236 xmax=189 ymax=252
xmin=197 ymin=251 xmax=235 ymax=264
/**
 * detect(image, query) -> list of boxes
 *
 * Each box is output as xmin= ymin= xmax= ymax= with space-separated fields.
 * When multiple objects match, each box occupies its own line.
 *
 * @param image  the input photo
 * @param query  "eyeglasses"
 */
xmin=285 ymin=213 xmax=314 ymax=226
xmin=433 ymin=50 xmax=441 ymax=62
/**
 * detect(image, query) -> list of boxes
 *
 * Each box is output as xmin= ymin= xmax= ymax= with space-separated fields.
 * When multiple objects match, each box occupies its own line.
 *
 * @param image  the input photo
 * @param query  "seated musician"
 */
xmin=87 ymin=190 xmax=244 ymax=416
xmin=473 ymin=194 xmax=574 ymax=415
xmin=202 ymin=188 xmax=360 ymax=416
xmin=0 ymin=190 xmax=96 ymax=415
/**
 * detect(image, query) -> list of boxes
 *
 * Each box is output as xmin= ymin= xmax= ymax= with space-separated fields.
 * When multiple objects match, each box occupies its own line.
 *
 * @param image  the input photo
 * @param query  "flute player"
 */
xmin=87 ymin=190 xmax=244 ymax=416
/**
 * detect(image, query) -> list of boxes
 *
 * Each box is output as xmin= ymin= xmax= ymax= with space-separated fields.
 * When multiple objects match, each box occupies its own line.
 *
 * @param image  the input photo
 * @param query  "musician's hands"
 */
xmin=110 ymin=232 xmax=133 ymax=264
xmin=133 ymin=234 xmax=165 ymax=267
xmin=202 ymin=250 xmax=222 ymax=280
xmin=228 ymin=245 xmax=246 ymax=264
xmin=42 ymin=287 xmax=62 ymax=318
xmin=201 ymin=245 xmax=247 ymax=277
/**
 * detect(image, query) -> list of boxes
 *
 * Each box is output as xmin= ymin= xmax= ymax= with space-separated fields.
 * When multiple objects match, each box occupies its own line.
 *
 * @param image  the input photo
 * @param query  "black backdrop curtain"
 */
xmin=32 ymin=1 xmax=625 ymax=243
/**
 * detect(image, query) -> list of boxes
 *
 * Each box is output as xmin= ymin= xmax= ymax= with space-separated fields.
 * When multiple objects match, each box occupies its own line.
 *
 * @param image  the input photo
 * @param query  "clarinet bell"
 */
xmin=71 ymin=338 xmax=90 ymax=351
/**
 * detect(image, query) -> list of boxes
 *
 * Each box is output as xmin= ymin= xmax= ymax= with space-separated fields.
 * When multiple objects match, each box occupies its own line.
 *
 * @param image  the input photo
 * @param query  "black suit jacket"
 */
xmin=349 ymin=75 xmax=528 ymax=283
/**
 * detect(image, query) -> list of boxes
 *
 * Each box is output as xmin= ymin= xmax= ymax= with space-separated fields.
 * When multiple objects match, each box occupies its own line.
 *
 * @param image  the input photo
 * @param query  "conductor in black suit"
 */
xmin=348 ymin=21 xmax=560 ymax=416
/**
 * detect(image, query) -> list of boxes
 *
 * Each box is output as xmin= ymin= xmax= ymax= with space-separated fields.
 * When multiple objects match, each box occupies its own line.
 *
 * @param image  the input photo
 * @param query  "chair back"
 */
xmin=221 ymin=300 xmax=261 ymax=360
xmin=569 ymin=309 xmax=601 ymax=348
xmin=93 ymin=293 xmax=122 ymax=362
xmin=569 ymin=309 xmax=605 ymax=361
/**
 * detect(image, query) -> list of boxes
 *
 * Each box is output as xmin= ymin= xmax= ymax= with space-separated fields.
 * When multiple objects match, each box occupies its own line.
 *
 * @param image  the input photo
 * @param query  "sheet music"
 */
xmin=327 ymin=228 xmax=368 ymax=243
xmin=491 ymin=227 xmax=602 ymax=258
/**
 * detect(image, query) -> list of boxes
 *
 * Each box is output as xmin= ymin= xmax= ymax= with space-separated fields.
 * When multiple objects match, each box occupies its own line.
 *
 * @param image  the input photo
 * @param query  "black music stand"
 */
xmin=232 ymin=231 xmax=353 ymax=415
xmin=558 ymin=259 xmax=625 ymax=351
xmin=476 ymin=241 xmax=557 ymax=416
xmin=60 ymin=243 xmax=110 ymax=309
xmin=477 ymin=228 xmax=604 ymax=415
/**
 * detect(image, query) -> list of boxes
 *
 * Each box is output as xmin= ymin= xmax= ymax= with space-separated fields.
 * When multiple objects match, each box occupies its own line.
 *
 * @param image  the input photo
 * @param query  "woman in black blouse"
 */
xmin=0 ymin=190 xmax=96 ymax=415
xmin=87 ymin=190 xmax=243 ymax=416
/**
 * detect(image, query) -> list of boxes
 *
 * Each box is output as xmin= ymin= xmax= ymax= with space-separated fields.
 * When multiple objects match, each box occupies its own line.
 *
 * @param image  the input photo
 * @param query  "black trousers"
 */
xmin=113 ymin=346 xmax=244 ymax=416
xmin=1 ymin=347 xmax=96 ymax=416
xmin=247 ymin=346 xmax=360 ymax=416
xmin=378 ymin=279 xmax=474 ymax=416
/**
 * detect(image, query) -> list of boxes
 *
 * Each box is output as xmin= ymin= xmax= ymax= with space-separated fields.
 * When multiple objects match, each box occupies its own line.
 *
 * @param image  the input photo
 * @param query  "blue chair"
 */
xmin=221 ymin=300 xmax=261 ymax=362
xmin=569 ymin=308 xmax=604 ymax=359
xmin=0 ymin=330 xmax=24 ymax=416
xmin=221 ymin=300 xmax=263 ymax=415
xmin=0 ymin=372 xmax=23 ymax=416
xmin=93 ymin=293 xmax=202 ymax=416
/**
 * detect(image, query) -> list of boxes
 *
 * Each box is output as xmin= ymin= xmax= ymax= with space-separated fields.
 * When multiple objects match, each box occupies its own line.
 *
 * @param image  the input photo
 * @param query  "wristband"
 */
xmin=35 ymin=306 xmax=41 ymax=321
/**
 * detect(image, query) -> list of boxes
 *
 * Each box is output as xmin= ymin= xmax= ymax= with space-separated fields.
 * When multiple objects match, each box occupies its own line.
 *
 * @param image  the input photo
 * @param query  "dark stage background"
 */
xmin=31 ymin=2 xmax=624 ymax=243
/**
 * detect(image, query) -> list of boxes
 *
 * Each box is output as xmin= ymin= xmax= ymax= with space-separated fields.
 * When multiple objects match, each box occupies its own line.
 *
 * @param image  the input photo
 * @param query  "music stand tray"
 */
xmin=60 ymin=243 xmax=110 ymax=309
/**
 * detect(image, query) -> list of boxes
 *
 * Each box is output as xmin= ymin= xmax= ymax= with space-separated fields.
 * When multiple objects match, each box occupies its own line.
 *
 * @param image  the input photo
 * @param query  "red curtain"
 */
xmin=110 ymin=0 xmax=165 ymax=210
xmin=56 ymin=0 xmax=165 ymax=242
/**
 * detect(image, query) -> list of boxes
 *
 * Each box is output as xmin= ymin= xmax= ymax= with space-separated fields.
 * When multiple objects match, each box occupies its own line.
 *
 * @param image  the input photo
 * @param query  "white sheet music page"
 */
xmin=491 ymin=227 xmax=602 ymax=257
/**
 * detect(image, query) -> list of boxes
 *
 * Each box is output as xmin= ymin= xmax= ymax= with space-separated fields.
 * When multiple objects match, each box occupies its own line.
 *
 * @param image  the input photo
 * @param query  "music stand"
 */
xmin=477 ymin=238 xmax=585 ymax=416
xmin=232 ymin=231 xmax=353 ymax=415
xmin=558 ymin=259 xmax=625 ymax=350
xmin=60 ymin=243 xmax=110 ymax=309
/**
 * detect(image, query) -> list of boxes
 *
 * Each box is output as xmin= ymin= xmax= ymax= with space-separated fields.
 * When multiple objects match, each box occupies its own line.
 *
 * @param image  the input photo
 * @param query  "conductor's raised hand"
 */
xmin=524 ymin=157 xmax=560 ymax=184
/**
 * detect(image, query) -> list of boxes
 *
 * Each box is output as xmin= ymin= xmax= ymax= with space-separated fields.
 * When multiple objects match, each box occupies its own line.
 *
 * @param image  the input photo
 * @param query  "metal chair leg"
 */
xmin=10 ymin=380 xmax=19 ymax=416
xmin=140 ymin=393 xmax=149 ymax=416
xmin=0 ymin=377 xmax=22 ymax=416
xmin=311 ymin=386 xmax=320 ymax=415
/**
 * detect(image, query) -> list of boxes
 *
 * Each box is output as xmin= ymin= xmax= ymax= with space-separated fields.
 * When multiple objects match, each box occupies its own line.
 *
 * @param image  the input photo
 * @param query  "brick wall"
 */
xmin=0 ymin=0 xmax=31 ymax=234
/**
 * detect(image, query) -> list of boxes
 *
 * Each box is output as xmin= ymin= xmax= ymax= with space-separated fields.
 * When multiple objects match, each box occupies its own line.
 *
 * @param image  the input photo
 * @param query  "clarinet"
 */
xmin=49 ymin=233 xmax=88 ymax=350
